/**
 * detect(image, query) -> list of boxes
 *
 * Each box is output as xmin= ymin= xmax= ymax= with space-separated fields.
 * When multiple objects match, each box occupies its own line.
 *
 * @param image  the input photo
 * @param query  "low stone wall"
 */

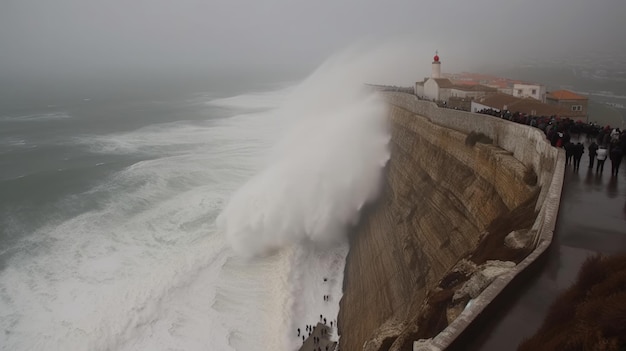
xmin=377 ymin=94 xmax=565 ymax=351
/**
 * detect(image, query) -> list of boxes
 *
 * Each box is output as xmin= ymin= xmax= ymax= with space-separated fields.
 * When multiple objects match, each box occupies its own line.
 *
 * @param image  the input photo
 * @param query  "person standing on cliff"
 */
xmin=564 ymin=141 xmax=574 ymax=166
xmin=610 ymin=142 xmax=623 ymax=176
xmin=588 ymin=141 xmax=598 ymax=169
xmin=573 ymin=142 xmax=584 ymax=171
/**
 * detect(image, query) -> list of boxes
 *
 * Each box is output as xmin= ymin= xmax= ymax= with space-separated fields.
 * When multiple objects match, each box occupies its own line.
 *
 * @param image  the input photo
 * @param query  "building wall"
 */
xmin=432 ymin=62 xmax=442 ymax=78
xmin=439 ymin=87 xmax=451 ymax=102
xmin=546 ymin=98 xmax=588 ymax=119
xmin=415 ymin=83 xmax=425 ymax=98
xmin=450 ymin=88 xmax=472 ymax=99
xmin=450 ymin=89 xmax=493 ymax=100
xmin=498 ymin=87 xmax=513 ymax=95
xmin=513 ymin=83 xmax=546 ymax=102
xmin=447 ymin=97 xmax=472 ymax=111
xmin=471 ymin=101 xmax=499 ymax=113
xmin=424 ymin=79 xmax=439 ymax=101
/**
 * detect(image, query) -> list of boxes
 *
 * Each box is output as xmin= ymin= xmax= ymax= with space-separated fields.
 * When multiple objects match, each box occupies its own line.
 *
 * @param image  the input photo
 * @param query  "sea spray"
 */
xmin=217 ymin=57 xmax=391 ymax=257
xmin=0 ymin=41 xmax=426 ymax=351
xmin=0 ymin=91 xmax=283 ymax=351
xmin=217 ymin=45 xmax=414 ymax=350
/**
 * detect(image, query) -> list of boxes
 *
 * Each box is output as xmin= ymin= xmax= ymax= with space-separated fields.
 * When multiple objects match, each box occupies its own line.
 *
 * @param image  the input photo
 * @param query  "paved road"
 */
xmin=449 ymin=145 xmax=626 ymax=350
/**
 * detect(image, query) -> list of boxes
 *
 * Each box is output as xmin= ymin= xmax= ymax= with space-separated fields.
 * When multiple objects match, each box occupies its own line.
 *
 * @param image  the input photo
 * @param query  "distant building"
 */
xmin=450 ymin=84 xmax=497 ymax=100
xmin=415 ymin=53 xmax=496 ymax=102
xmin=471 ymin=93 xmax=570 ymax=117
xmin=546 ymin=90 xmax=589 ymax=120
xmin=447 ymin=97 xmax=473 ymax=111
xmin=446 ymin=72 xmax=523 ymax=95
xmin=512 ymin=83 xmax=546 ymax=102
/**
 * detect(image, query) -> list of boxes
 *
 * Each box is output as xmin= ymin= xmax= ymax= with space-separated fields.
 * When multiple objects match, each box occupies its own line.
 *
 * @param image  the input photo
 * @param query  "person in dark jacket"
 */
xmin=610 ymin=143 xmax=623 ymax=176
xmin=572 ymin=142 xmax=585 ymax=171
xmin=564 ymin=141 xmax=574 ymax=165
xmin=588 ymin=141 xmax=598 ymax=169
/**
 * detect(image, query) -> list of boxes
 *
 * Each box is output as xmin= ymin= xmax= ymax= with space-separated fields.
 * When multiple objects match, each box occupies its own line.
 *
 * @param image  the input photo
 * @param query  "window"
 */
xmin=532 ymin=89 xmax=537 ymax=94
xmin=571 ymin=105 xmax=582 ymax=111
xmin=517 ymin=89 xmax=523 ymax=94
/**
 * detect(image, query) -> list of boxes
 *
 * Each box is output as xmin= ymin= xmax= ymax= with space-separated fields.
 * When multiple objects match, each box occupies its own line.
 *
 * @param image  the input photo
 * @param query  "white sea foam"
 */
xmin=208 ymin=88 xmax=294 ymax=110
xmin=0 ymin=137 xmax=28 ymax=154
xmin=0 ymin=111 xmax=72 ymax=122
xmin=215 ymin=43 xmax=431 ymax=349
xmin=218 ymin=52 xmax=394 ymax=258
xmin=0 ymin=91 xmax=280 ymax=351
xmin=0 ymin=42 xmax=423 ymax=351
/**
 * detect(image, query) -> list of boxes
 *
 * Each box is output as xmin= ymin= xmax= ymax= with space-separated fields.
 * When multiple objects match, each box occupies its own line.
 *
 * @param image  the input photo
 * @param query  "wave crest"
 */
xmin=217 ymin=50 xmax=391 ymax=257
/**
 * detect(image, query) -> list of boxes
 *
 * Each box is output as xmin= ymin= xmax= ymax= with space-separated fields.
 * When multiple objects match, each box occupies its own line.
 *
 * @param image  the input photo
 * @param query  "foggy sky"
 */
xmin=1 ymin=0 xmax=625 ymax=78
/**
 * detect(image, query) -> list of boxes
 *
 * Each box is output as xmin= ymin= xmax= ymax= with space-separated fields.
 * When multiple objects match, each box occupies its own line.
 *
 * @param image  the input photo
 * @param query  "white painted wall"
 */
xmin=512 ymin=83 xmax=546 ymax=102
xmin=450 ymin=89 xmax=489 ymax=99
xmin=439 ymin=88 xmax=451 ymax=102
xmin=415 ymin=83 xmax=425 ymax=98
xmin=432 ymin=62 xmax=441 ymax=78
xmin=424 ymin=79 xmax=439 ymax=101
xmin=471 ymin=101 xmax=498 ymax=113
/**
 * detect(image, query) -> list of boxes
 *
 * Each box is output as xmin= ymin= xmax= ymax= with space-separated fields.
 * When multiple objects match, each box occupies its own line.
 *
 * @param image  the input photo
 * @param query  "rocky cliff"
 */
xmin=337 ymin=93 xmax=561 ymax=351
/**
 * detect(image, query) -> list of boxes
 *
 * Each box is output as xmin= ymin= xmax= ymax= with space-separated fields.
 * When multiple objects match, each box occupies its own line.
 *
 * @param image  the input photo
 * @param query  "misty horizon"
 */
xmin=2 ymin=0 xmax=625 ymax=74
xmin=2 ymin=0 xmax=626 ymax=114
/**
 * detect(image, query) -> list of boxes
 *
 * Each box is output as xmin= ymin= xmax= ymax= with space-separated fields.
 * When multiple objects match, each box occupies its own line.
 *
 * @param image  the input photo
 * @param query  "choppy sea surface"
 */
xmin=0 ymin=50 xmax=394 ymax=351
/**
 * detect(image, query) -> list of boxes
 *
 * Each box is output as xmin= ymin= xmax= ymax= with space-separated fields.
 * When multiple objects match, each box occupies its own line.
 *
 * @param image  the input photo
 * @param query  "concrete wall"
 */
xmin=546 ymin=98 xmax=589 ymax=119
xmin=513 ymin=83 xmax=546 ymax=102
xmin=424 ymin=79 xmax=439 ymax=101
xmin=415 ymin=83 xmax=424 ymax=98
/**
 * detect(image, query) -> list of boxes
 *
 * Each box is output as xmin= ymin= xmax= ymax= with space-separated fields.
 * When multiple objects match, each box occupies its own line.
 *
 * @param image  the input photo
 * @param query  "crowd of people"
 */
xmin=296 ymin=277 xmax=339 ymax=351
xmin=476 ymin=108 xmax=625 ymax=176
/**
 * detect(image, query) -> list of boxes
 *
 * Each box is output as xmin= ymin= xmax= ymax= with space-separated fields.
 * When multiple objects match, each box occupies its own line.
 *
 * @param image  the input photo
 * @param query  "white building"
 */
xmin=415 ymin=53 xmax=451 ymax=101
xmin=512 ymin=83 xmax=546 ymax=102
xmin=415 ymin=53 xmax=496 ymax=102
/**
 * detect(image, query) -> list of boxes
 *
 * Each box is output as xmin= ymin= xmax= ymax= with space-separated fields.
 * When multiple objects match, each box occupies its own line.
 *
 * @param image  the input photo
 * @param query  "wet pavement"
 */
xmin=449 ymin=143 xmax=626 ymax=350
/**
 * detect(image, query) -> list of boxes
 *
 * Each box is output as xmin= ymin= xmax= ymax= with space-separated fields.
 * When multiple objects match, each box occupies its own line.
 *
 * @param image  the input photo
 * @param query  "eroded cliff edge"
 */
xmin=338 ymin=93 xmax=561 ymax=351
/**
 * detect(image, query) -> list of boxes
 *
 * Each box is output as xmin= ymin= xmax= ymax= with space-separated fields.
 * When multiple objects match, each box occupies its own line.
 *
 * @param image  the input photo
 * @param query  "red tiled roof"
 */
xmin=432 ymin=78 xmax=454 ymax=88
xmin=508 ymin=98 xmax=570 ymax=116
xmin=476 ymin=93 xmax=571 ymax=116
xmin=547 ymin=90 xmax=588 ymax=101
xmin=485 ymin=81 xmax=510 ymax=89
xmin=446 ymin=72 xmax=534 ymax=90
xmin=450 ymin=84 xmax=497 ymax=92
xmin=476 ymin=93 xmax=522 ymax=109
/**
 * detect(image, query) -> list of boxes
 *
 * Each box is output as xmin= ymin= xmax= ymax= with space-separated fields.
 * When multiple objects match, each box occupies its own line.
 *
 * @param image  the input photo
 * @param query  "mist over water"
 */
xmin=0 ymin=43 xmax=415 ymax=351
xmin=216 ymin=46 xmax=401 ymax=350
xmin=218 ymin=50 xmax=391 ymax=257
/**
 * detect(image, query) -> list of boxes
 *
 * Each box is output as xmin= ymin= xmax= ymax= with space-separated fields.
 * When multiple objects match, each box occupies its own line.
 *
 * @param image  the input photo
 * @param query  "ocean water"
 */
xmin=0 ymin=47 xmax=401 ymax=350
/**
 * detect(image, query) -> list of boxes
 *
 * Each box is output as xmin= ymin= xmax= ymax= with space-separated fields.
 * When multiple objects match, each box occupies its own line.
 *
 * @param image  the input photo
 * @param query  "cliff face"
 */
xmin=338 ymin=94 xmax=549 ymax=351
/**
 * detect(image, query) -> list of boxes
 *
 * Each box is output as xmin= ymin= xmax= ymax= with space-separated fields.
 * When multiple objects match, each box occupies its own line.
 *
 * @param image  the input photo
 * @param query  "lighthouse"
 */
xmin=432 ymin=51 xmax=441 ymax=78
xmin=415 ymin=51 xmax=452 ymax=100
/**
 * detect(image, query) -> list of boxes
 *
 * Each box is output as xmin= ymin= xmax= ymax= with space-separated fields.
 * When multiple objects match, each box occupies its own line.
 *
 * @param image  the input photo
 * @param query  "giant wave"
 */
xmin=0 ymin=42 xmax=423 ymax=351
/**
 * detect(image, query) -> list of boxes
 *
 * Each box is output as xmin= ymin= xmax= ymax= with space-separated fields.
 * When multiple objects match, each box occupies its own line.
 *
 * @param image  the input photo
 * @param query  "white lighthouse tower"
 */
xmin=415 ymin=51 xmax=450 ymax=99
xmin=432 ymin=50 xmax=441 ymax=78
